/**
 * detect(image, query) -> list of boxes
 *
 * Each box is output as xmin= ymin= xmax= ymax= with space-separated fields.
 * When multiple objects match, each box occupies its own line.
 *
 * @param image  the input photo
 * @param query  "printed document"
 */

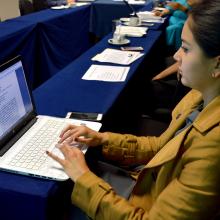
xmin=92 ymin=48 xmax=144 ymax=65
xmin=82 ymin=65 xmax=130 ymax=82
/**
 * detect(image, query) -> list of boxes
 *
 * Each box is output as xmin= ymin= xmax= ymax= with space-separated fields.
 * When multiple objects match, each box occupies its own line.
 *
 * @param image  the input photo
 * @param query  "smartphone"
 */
xmin=121 ymin=46 xmax=144 ymax=51
xmin=66 ymin=112 xmax=103 ymax=121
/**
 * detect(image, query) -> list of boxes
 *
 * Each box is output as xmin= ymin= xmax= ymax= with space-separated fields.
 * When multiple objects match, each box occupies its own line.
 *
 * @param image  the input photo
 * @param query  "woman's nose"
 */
xmin=174 ymin=48 xmax=181 ymax=62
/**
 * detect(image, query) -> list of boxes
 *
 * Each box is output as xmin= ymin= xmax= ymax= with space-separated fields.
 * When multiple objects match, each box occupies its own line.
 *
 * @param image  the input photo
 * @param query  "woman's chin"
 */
xmin=180 ymin=78 xmax=188 ymax=87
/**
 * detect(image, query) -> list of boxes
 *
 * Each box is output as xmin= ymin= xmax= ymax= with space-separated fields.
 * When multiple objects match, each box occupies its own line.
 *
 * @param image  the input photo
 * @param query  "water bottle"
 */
xmin=112 ymin=19 xmax=122 ymax=42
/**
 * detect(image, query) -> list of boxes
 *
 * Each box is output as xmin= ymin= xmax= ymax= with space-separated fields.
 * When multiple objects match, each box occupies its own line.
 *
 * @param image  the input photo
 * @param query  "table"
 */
xmin=90 ymin=0 xmax=147 ymax=38
xmin=0 ymin=8 xmax=165 ymax=220
xmin=0 ymin=5 xmax=91 ymax=89
xmin=0 ymin=171 xmax=73 ymax=220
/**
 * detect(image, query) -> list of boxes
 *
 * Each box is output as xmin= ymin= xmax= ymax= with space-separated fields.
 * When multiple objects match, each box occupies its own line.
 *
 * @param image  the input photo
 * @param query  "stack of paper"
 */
xmin=113 ymin=0 xmax=145 ymax=3
xmin=137 ymin=11 xmax=165 ymax=23
xmin=82 ymin=65 xmax=130 ymax=82
xmin=92 ymin=48 xmax=144 ymax=65
xmin=116 ymin=26 xmax=148 ymax=37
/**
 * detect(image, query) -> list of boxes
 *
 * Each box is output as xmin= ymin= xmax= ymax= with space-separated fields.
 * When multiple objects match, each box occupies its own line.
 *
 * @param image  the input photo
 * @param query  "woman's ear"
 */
xmin=212 ymin=56 xmax=220 ymax=78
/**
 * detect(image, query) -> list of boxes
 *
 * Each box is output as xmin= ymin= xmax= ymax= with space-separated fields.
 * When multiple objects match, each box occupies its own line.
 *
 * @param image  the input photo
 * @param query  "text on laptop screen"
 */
xmin=0 ymin=60 xmax=33 ymax=139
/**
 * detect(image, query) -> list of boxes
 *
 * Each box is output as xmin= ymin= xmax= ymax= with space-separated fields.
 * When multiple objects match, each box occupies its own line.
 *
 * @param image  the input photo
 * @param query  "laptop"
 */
xmin=0 ymin=56 xmax=102 ymax=181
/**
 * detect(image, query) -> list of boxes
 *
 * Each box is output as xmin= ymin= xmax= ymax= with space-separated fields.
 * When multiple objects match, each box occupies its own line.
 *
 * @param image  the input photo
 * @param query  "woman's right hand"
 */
xmin=58 ymin=124 xmax=108 ymax=147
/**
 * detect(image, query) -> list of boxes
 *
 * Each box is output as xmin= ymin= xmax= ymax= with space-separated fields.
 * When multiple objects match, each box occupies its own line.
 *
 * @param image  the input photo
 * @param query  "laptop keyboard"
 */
xmin=8 ymin=119 xmax=65 ymax=170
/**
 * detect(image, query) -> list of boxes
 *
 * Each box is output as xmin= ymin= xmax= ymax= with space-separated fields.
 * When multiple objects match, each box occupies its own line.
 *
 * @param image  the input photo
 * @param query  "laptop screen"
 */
xmin=0 ymin=59 xmax=33 ymax=140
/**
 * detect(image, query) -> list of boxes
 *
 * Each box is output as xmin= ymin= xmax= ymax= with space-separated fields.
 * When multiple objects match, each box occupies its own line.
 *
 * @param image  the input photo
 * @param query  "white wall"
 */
xmin=0 ymin=0 xmax=20 ymax=21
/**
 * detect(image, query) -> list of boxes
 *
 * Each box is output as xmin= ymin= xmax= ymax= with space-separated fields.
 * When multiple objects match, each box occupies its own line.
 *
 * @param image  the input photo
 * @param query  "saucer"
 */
xmin=123 ymin=21 xmax=142 ymax=27
xmin=108 ymin=38 xmax=130 ymax=45
xmin=120 ymin=17 xmax=130 ymax=22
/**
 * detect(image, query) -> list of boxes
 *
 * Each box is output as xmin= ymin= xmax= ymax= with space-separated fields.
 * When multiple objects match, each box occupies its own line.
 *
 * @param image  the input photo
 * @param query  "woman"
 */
xmin=154 ymin=0 xmax=203 ymax=52
xmin=154 ymin=0 xmax=190 ymax=51
xmin=47 ymin=0 xmax=220 ymax=219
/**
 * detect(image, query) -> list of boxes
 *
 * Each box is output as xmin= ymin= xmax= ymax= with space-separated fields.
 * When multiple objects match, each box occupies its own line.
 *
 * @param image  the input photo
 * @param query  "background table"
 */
xmin=0 ymin=5 xmax=92 ymax=89
xmin=90 ymin=0 xmax=148 ymax=38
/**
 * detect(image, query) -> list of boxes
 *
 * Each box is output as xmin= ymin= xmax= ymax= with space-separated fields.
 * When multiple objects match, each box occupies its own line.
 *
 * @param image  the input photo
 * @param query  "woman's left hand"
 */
xmin=46 ymin=143 xmax=89 ymax=182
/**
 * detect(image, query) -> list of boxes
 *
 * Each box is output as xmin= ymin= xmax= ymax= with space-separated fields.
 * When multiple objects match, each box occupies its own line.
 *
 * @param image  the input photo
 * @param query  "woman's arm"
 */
xmin=152 ymin=62 xmax=178 ymax=80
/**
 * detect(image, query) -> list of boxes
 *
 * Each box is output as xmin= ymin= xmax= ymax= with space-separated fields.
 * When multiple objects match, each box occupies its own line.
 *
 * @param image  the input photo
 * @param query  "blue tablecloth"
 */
xmin=0 ymin=5 xmax=91 ymax=89
xmin=0 ymin=171 xmax=73 ymax=220
xmin=33 ymin=30 xmax=162 ymax=117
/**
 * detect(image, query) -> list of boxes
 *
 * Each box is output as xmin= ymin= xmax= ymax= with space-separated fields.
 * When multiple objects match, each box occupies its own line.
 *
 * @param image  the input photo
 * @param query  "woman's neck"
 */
xmin=202 ymin=85 xmax=220 ymax=107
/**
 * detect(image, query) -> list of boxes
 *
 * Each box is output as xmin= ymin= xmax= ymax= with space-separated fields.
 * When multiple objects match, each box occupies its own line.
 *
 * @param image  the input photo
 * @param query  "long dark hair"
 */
xmin=188 ymin=0 xmax=220 ymax=58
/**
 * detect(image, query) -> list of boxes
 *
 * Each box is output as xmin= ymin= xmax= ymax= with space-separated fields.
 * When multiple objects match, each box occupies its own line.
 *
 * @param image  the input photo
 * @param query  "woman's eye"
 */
xmin=181 ymin=46 xmax=189 ymax=53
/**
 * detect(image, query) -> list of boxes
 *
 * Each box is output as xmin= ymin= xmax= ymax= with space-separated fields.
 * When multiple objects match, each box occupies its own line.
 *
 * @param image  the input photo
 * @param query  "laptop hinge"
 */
xmin=0 ymin=117 xmax=37 ymax=156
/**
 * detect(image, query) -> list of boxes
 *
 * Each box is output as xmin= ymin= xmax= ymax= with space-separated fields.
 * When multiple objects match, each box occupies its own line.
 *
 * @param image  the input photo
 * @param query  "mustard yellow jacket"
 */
xmin=72 ymin=89 xmax=220 ymax=220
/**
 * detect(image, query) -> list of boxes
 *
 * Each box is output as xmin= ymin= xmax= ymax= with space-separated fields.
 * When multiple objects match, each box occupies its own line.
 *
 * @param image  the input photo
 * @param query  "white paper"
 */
xmin=82 ymin=65 xmax=130 ymax=82
xmin=117 ymin=26 xmax=148 ymax=37
xmin=127 ymin=0 xmax=145 ymax=4
xmin=92 ymin=48 xmax=144 ymax=65
xmin=137 ymin=11 xmax=165 ymax=23
xmin=75 ymin=2 xmax=90 ymax=6
xmin=113 ymin=0 xmax=145 ymax=3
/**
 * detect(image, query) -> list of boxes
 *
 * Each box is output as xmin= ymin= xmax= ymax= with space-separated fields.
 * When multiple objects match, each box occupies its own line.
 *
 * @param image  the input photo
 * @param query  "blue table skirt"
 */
xmin=0 ymin=171 xmax=73 ymax=220
xmin=0 ymin=5 xmax=92 ymax=89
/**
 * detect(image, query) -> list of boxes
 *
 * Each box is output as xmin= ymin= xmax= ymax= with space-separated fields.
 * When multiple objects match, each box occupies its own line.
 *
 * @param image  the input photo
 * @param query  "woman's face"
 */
xmin=174 ymin=18 xmax=216 ymax=92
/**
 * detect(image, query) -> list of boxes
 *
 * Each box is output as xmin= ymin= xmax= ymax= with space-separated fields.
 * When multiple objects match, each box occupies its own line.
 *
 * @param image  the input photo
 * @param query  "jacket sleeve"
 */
xmin=72 ymin=171 xmax=150 ymax=220
xmin=101 ymin=132 xmax=161 ymax=166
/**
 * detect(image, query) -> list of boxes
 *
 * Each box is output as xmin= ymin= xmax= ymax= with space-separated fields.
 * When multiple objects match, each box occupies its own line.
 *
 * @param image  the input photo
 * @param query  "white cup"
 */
xmin=129 ymin=16 xmax=140 ymax=26
xmin=112 ymin=33 xmax=126 ymax=43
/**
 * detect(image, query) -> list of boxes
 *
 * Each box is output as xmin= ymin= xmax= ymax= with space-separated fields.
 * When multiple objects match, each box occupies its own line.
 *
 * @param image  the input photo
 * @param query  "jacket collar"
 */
xmin=145 ymin=125 xmax=191 ymax=168
xmin=193 ymin=95 xmax=220 ymax=133
xmin=144 ymin=93 xmax=220 ymax=169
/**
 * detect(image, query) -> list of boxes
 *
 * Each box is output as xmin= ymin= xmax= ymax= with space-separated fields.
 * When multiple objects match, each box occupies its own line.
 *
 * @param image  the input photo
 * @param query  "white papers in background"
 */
xmin=116 ymin=25 xmax=148 ymax=37
xmin=76 ymin=2 xmax=90 ymax=6
xmin=154 ymin=7 xmax=167 ymax=11
xmin=137 ymin=11 xmax=165 ymax=23
xmin=92 ymin=48 xmax=144 ymax=65
xmin=113 ymin=0 xmax=145 ymax=3
xmin=126 ymin=0 xmax=145 ymax=4
xmin=82 ymin=65 xmax=130 ymax=82
xmin=51 ymin=5 xmax=70 ymax=9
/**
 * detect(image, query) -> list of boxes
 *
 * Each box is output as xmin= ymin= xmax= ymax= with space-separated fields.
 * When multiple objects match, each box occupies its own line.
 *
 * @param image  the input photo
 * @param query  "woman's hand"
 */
xmin=58 ymin=124 xmax=108 ymax=147
xmin=166 ymin=2 xmax=187 ymax=12
xmin=46 ymin=143 xmax=89 ymax=182
xmin=153 ymin=8 xmax=170 ymax=17
xmin=166 ymin=2 xmax=181 ymax=10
